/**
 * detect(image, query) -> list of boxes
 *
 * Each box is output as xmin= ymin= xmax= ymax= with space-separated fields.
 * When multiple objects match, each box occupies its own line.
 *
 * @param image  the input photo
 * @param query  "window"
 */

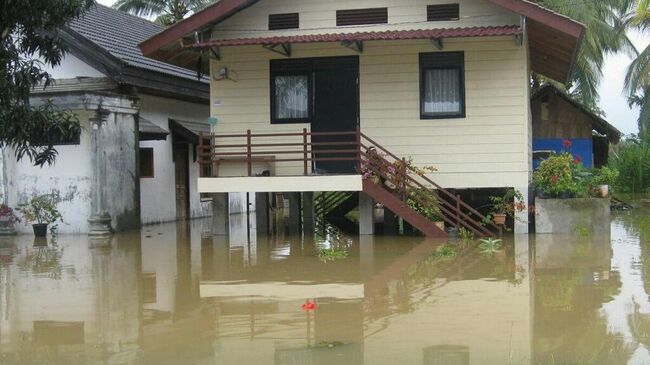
xmin=269 ymin=13 xmax=299 ymax=30
xmin=140 ymin=147 xmax=155 ymax=178
xmin=336 ymin=7 xmax=388 ymax=26
xmin=427 ymin=4 xmax=460 ymax=21
xmin=271 ymin=72 xmax=311 ymax=124
xmin=420 ymin=52 xmax=465 ymax=119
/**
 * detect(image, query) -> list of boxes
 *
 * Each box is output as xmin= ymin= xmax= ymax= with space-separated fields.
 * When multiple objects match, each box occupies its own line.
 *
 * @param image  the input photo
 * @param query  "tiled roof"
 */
xmin=186 ymin=26 xmax=522 ymax=48
xmin=67 ymin=4 xmax=202 ymax=82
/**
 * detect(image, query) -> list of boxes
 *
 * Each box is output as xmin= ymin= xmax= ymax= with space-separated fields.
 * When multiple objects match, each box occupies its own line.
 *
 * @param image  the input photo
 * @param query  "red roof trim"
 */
xmin=139 ymin=0 xmax=260 ymax=56
xmin=486 ymin=0 xmax=584 ymax=38
xmin=184 ymin=26 xmax=521 ymax=48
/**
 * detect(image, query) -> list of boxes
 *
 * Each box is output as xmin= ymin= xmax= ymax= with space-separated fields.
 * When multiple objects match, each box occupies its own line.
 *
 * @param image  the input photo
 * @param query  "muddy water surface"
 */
xmin=0 ymin=211 xmax=649 ymax=364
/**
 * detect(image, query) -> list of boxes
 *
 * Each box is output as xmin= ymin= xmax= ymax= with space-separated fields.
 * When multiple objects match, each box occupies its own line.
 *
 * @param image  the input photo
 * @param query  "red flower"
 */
xmin=551 ymin=175 xmax=559 ymax=184
xmin=563 ymin=139 xmax=573 ymax=149
xmin=302 ymin=300 xmax=317 ymax=311
xmin=573 ymin=155 xmax=582 ymax=165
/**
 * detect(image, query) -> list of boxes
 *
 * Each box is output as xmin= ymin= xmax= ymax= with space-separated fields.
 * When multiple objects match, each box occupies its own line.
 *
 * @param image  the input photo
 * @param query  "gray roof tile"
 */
xmin=67 ymin=4 xmax=204 ymax=82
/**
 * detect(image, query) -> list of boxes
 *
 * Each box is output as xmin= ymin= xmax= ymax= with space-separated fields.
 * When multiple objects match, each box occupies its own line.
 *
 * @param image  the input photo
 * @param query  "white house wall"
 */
xmin=139 ymin=94 xmax=211 ymax=225
xmin=210 ymin=36 xmax=532 ymax=189
xmin=40 ymin=54 xmax=106 ymax=79
xmin=2 ymin=112 xmax=94 ymax=234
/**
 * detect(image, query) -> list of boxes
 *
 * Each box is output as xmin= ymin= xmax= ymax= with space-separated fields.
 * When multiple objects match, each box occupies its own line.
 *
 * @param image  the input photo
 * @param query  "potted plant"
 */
xmin=589 ymin=166 xmax=619 ymax=198
xmin=0 ymin=204 xmax=20 ymax=236
xmin=18 ymin=194 xmax=63 ymax=237
xmin=407 ymin=188 xmax=445 ymax=230
xmin=488 ymin=189 xmax=526 ymax=226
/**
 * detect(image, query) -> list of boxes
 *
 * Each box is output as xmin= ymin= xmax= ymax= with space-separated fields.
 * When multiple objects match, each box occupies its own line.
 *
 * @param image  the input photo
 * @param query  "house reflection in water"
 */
xmin=0 ymin=217 xmax=634 ymax=364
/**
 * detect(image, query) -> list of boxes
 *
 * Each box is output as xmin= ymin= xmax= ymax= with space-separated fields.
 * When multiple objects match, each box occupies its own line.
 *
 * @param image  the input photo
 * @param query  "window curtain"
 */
xmin=424 ymin=68 xmax=461 ymax=114
xmin=275 ymin=75 xmax=309 ymax=119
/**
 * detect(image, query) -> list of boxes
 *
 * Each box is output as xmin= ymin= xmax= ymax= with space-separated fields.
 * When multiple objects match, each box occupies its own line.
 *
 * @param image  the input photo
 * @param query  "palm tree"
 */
xmin=531 ymin=0 xmax=636 ymax=113
xmin=624 ymin=0 xmax=650 ymax=133
xmin=113 ymin=0 xmax=216 ymax=26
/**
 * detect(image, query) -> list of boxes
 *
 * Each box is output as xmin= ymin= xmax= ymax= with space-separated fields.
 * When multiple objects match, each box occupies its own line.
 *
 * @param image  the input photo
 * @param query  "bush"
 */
xmin=609 ymin=135 xmax=650 ymax=194
xmin=533 ymin=153 xmax=584 ymax=198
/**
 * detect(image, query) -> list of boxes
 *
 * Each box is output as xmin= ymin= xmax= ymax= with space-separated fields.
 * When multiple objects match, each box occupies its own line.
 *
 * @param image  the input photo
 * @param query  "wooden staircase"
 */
xmin=315 ymin=191 xmax=359 ymax=234
xmin=358 ymin=133 xmax=498 ymax=238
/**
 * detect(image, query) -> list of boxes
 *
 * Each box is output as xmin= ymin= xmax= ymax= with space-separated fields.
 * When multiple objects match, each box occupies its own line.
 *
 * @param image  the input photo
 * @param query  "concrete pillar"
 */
xmin=383 ymin=208 xmax=397 ymax=235
xmin=359 ymin=235 xmax=375 ymax=279
xmin=211 ymin=193 xmax=229 ymax=236
xmin=88 ymin=108 xmax=114 ymax=237
xmin=359 ymin=193 xmax=375 ymax=235
xmin=287 ymin=192 xmax=302 ymax=235
xmin=302 ymin=192 xmax=315 ymax=235
xmin=255 ymin=192 xmax=270 ymax=236
xmin=514 ymin=186 xmax=530 ymax=234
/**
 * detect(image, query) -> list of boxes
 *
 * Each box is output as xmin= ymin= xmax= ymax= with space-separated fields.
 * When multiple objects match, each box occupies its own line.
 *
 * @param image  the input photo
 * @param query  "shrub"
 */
xmin=533 ymin=153 xmax=584 ymax=198
xmin=609 ymin=135 xmax=650 ymax=194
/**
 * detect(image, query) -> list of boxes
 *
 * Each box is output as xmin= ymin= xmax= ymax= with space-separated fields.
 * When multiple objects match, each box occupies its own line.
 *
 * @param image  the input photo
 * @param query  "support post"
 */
xmin=303 ymin=192 xmax=315 ymax=235
xmin=287 ymin=192 xmax=302 ymax=235
xmin=212 ymin=193 xmax=230 ymax=236
xmin=359 ymin=193 xmax=375 ymax=235
xmin=255 ymin=192 xmax=270 ymax=236
xmin=88 ymin=108 xmax=113 ymax=237
xmin=514 ymin=186 xmax=530 ymax=234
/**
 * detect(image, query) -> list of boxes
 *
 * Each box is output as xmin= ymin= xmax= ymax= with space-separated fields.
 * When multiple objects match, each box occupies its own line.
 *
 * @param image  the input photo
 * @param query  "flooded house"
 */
xmin=531 ymin=84 xmax=622 ymax=169
xmin=0 ymin=5 xmax=212 ymax=234
xmin=139 ymin=0 xmax=585 ymax=238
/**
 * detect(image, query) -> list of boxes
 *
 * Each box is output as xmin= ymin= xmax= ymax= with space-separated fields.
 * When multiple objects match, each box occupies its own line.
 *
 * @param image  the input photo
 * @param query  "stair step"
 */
xmin=362 ymin=180 xmax=447 ymax=238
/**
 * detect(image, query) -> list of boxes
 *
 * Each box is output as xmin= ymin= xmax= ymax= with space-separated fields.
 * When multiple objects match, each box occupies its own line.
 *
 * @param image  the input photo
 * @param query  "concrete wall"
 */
xmin=139 ymin=95 xmax=211 ymax=225
xmin=2 ymin=111 xmax=94 ymax=234
xmin=40 ymin=53 xmax=105 ymax=79
xmin=535 ymin=198 xmax=611 ymax=234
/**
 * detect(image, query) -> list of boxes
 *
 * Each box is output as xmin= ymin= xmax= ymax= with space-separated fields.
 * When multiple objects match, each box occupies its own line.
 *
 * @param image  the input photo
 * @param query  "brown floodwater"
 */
xmin=1 ymin=210 xmax=650 ymax=364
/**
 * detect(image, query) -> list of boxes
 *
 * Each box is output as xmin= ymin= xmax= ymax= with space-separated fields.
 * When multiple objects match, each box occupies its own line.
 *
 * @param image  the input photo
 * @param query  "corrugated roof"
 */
xmin=186 ymin=26 xmax=521 ymax=48
xmin=67 ymin=4 xmax=203 ymax=82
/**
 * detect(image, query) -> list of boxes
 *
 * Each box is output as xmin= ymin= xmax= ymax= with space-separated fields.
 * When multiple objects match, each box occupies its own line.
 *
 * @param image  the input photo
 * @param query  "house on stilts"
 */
xmin=139 ymin=0 xmax=585 ymax=237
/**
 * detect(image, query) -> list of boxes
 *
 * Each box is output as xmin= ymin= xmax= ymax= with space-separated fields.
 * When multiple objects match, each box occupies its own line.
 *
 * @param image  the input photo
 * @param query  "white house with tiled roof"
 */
xmin=1 ymin=4 xmax=213 ymax=235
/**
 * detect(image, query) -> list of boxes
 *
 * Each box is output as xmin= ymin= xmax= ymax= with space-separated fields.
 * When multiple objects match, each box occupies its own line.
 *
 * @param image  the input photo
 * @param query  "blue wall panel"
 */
xmin=533 ymin=138 xmax=593 ymax=169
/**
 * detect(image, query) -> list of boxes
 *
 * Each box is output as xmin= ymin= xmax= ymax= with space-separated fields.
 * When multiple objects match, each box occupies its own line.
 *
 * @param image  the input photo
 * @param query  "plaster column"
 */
xmin=0 ymin=149 xmax=6 ymax=204
xmin=302 ymin=192 xmax=315 ymax=235
xmin=287 ymin=193 xmax=302 ymax=235
xmin=88 ymin=108 xmax=113 ymax=237
xmin=514 ymin=186 xmax=530 ymax=234
xmin=255 ymin=192 xmax=270 ymax=236
xmin=211 ymin=193 xmax=229 ymax=236
xmin=359 ymin=193 xmax=375 ymax=235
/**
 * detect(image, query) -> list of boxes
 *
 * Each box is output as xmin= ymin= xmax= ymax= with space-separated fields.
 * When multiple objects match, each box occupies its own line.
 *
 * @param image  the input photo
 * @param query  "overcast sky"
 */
xmin=97 ymin=0 xmax=649 ymax=135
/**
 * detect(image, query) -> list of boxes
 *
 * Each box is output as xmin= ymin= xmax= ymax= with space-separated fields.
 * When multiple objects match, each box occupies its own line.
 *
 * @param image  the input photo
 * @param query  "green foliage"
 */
xmin=434 ymin=244 xmax=457 ymax=260
xmin=590 ymin=166 xmax=620 ymax=186
xmin=478 ymin=238 xmax=503 ymax=254
xmin=18 ymin=193 xmax=63 ymax=235
xmin=533 ymin=153 xmax=583 ymax=197
xmin=1 ymin=0 xmax=89 ymax=166
xmin=609 ymin=135 xmax=650 ymax=193
xmin=113 ymin=0 xmax=216 ymax=25
xmin=488 ymin=189 xmax=526 ymax=216
xmin=407 ymin=188 xmax=443 ymax=222
xmin=459 ymin=227 xmax=475 ymax=241
xmin=316 ymin=245 xmax=349 ymax=262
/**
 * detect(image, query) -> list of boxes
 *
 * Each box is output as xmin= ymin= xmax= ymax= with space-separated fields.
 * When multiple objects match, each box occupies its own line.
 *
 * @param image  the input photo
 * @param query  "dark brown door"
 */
xmin=311 ymin=56 xmax=359 ymax=174
xmin=174 ymin=143 xmax=190 ymax=220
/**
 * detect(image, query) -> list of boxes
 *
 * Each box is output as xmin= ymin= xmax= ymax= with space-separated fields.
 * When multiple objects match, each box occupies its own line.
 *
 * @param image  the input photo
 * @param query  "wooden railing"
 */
xmin=198 ymin=128 xmax=499 ymax=237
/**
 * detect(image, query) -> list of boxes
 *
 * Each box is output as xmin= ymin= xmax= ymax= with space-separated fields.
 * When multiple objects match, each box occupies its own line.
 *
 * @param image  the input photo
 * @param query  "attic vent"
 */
xmin=269 ymin=13 xmax=299 ymax=30
xmin=427 ymin=4 xmax=460 ymax=21
xmin=336 ymin=7 xmax=388 ymax=26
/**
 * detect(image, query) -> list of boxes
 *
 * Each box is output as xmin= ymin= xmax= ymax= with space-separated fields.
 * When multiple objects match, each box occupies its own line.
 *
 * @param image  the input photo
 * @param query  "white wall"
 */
xmin=40 ymin=53 xmax=105 ymax=79
xmin=2 ymin=113 xmax=93 ymax=234
xmin=139 ymin=94 xmax=211 ymax=225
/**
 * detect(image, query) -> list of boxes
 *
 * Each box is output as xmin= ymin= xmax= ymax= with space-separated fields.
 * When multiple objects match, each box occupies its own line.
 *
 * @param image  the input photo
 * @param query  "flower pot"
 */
xmin=32 ymin=223 xmax=48 ymax=237
xmin=0 ymin=217 xmax=16 ymax=236
xmin=493 ymin=214 xmax=507 ymax=226
xmin=598 ymin=185 xmax=609 ymax=198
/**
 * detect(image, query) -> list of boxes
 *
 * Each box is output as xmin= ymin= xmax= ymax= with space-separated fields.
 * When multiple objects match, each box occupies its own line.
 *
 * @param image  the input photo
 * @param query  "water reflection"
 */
xmin=0 ymin=211 xmax=649 ymax=364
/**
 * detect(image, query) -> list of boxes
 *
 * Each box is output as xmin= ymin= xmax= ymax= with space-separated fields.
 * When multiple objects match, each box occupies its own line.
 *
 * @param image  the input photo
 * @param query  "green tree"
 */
xmin=624 ymin=0 xmax=650 ymax=133
xmin=1 ymin=0 xmax=91 ymax=166
xmin=113 ymin=0 xmax=215 ymax=26
xmin=532 ymin=0 xmax=636 ymax=112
